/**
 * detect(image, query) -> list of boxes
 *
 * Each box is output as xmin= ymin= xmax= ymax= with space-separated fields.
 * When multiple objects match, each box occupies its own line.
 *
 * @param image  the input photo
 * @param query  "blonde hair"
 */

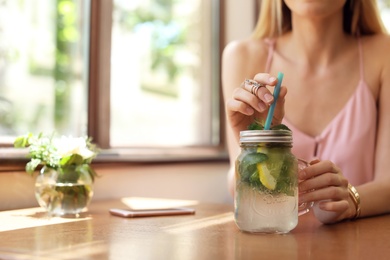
xmin=252 ymin=0 xmax=388 ymax=39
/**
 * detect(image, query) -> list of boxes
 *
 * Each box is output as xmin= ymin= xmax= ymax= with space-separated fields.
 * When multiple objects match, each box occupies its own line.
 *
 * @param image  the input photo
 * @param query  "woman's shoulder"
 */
xmin=361 ymin=34 xmax=390 ymax=55
xmin=360 ymin=34 xmax=390 ymax=97
xmin=223 ymin=37 xmax=271 ymax=52
xmin=222 ymin=38 xmax=272 ymax=70
xmin=361 ymin=34 xmax=390 ymax=70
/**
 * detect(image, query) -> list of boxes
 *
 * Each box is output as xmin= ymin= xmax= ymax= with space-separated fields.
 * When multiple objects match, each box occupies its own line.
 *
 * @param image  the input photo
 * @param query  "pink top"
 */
xmin=264 ymin=38 xmax=377 ymax=185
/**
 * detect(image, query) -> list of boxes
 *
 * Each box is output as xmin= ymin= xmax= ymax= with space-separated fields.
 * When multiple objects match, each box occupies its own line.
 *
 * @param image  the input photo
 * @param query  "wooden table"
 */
xmin=1 ymin=198 xmax=390 ymax=260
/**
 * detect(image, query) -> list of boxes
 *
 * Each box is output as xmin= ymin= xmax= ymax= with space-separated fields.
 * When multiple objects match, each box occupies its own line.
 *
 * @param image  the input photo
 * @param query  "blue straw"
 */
xmin=264 ymin=72 xmax=284 ymax=130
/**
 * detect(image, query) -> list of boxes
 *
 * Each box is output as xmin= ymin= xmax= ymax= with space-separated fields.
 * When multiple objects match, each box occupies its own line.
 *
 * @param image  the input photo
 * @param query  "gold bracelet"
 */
xmin=348 ymin=183 xmax=361 ymax=220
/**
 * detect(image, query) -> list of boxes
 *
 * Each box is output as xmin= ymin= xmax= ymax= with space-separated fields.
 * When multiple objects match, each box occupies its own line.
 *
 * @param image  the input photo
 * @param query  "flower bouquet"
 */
xmin=14 ymin=133 xmax=99 ymax=216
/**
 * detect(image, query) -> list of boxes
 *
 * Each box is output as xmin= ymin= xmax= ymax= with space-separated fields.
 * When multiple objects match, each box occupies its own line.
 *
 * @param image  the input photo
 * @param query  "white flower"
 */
xmin=14 ymin=132 xmax=98 ymax=174
xmin=54 ymin=136 xmax=95 ymax=160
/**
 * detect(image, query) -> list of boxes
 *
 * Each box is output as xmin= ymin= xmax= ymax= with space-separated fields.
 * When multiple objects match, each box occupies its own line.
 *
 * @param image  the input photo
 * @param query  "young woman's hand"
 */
xmin=225 ymin=73 xmax=287 ymax=142
xmin=299 ymin=160 xmax=358 ymax=223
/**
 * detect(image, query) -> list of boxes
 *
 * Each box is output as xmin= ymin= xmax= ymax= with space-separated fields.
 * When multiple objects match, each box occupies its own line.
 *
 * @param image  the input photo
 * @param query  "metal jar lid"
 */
xmin=239 ymin=130 xmax=293 ymax=144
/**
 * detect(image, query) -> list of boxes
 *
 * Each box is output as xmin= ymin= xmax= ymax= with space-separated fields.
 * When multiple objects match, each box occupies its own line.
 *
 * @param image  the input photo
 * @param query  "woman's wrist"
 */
xmin=348 ymin=183 xmax=361 ymax=220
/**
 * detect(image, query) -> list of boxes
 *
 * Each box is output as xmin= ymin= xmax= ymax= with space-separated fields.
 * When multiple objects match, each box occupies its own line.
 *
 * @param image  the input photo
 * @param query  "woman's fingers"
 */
xmin=299 ymin=160 xmax=340 ymax=179
xmin=253 ymin=73 xmax=278 ymax=86
xmin=299 ymin=185 xmax=349 ymax=205
xmin=243 ymin=74 xmax=278 ymax=104
xmin=317 ymin=199 xmax=350 ymax=212
xmin=232 ymin=83 xmax=269 ymax=113
xmin=226 ymin=98 xmax=254 ymax=116
xmin=233 ymin=77 xmax=286 ymax=115
xmin=298 ymin=160 xmax=350 ymax=217
xmin=299 ymin=160 xmax=349 ymax=193
xmin=243 ymin=79 xmax=274 ymax=105
xmin=299 ymin=171 xmax=348 ymax=192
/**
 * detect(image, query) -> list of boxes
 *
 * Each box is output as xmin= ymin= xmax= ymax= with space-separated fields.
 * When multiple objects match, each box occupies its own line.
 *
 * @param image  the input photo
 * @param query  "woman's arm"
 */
xmin=222 ymin=40 xmax=252 ymax=195
xmin=221 ymin=39 xmax=286 ymax=195
xmin=358 ymin=35 xmax=390 ymax=217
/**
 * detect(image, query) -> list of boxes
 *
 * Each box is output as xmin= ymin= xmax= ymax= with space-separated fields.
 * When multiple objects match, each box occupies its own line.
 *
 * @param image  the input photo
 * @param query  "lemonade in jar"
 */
xmin=234 ymin=126 xmax=303 ymax=234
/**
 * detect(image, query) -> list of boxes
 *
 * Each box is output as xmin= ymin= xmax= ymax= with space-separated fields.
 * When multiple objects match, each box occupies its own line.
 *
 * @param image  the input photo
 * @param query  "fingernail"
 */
xmin=309 ymin=159 xmax=320 ymax=165
xmin=269 ymin=77 xmax=276 ymax=83
xmin=264 ymin=94 xmax=273 ymax=102
xmin=246 ymin=107 xmax=254 ymax=114
xmin=258 ymin=102 xmax=267 ymax=111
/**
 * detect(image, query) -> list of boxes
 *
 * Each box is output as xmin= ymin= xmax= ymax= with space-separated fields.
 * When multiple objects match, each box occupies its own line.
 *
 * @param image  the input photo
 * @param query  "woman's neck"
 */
xmin=280 ymin=13 xmax=352 ymax=71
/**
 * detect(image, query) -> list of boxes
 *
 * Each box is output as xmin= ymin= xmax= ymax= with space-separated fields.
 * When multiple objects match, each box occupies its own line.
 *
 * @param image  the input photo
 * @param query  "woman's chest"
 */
xmin=281 ymin=70 xmax=364 ymax=137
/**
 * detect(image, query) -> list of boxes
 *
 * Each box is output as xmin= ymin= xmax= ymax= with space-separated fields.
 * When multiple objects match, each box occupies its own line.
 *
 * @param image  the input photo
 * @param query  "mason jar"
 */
xmin=234 ymin=129 xmax=310 ymax=234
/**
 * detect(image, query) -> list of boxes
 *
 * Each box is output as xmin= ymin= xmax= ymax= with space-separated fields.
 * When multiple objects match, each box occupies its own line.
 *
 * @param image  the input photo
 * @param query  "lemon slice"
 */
xmin=257 ymin=163 xmax=276 ymax=190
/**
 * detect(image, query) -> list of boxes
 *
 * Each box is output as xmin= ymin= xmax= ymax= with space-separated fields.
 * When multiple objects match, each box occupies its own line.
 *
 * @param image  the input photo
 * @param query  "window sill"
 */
xmin=0 ymin=147 xmax=229 ymax=172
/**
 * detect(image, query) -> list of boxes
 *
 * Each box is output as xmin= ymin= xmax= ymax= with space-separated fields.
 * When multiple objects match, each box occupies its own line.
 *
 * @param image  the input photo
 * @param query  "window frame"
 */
xmin=0 ymin=0 xmax=228 ymax=171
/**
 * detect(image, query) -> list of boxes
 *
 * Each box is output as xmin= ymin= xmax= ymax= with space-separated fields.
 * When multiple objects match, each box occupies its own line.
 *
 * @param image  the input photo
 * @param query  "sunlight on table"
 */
xmin=0 ymin=207 xmax=90 ymax=232
xmin=162 ymin=212 xmax=234 ymax=233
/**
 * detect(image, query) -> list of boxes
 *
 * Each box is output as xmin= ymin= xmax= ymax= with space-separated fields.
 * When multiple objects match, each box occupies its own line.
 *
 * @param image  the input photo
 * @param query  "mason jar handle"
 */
xmin=297 ymin=159 xmax=314 ymax=216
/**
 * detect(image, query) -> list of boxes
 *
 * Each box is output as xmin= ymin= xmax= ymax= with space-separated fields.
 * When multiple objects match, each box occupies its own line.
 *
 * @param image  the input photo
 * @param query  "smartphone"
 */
xmin=109 ymin=207 xmax=195 ymax=218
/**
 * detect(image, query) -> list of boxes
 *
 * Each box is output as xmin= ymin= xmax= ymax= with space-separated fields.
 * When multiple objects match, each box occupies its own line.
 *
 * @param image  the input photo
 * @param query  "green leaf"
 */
xmin=87 ymin=166 xmax=98 ymax=182
xmin=26 ymin=159 xmax=41 ymax=174
xmin=241 ymin=152 xmax=268 ymax=167
xmin=60 ymin=154 xmax=84 ymax=166
xmin=240 ymin=163 xmax=257 ymax=183
xmin=78 ymin=164 xmax=99 ymax=182
xmin=271 ymin=124 xmax=292 ymax=131
xmin=239 ymin=152 xmax=268 ymax=183
xmin=247 ymin=121 xmax=292 ymax=131
xmin=271 ymin=155 xmax=297 ymax=196
xmin=248 ymin=122 xmax=264 ymax=130
xmin=57 ymin=165 xmax=79 ymax=183
xmin=13 ymin=136 xmax=29 ymax=148
xmin=249 ymin=169 xmax=261 ymax=186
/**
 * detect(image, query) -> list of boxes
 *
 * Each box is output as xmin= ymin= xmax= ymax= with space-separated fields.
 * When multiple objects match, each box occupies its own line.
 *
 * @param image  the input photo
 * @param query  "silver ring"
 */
xmin=244 ymin=79 xmax=264 ymax=96
xmin=251 ymin=85 xmax=260 ymax=95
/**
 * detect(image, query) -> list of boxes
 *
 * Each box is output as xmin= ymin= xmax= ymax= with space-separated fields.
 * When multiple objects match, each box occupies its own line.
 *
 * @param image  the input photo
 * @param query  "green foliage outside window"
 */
xmin=54 ymin=0 xmax=79 ymax=130
xmin=115 ymin=0 xmax=188 ymax=97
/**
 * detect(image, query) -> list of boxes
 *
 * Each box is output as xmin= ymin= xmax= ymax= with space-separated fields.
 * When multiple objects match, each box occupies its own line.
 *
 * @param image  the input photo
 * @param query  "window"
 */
xmin=379 ymin=0 xmax=390 ymax=31
xmin=109 ymin=0 xmax=221 ymax=147
xmin=0 ymin=0 xmax=89 ymax=142
xmin=0 ymin=0 xmax=225 ymax=164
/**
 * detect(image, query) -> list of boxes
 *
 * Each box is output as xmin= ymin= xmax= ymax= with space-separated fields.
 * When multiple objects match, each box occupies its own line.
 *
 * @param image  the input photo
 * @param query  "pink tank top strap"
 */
xmin=264 ymin=38 xmax=276 ymax=73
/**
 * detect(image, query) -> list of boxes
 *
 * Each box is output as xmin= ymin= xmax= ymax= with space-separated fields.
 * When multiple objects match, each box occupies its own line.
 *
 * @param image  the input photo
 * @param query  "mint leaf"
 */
xmin=271 ymin=124 xmax=291 ymax=131
xmin=239 ymin=152 xmax=267 ymax=184
xmin=247 ymin=121 xmax=291 ymax=131
xmin=248 ymin=122 xmax=264 ymax=130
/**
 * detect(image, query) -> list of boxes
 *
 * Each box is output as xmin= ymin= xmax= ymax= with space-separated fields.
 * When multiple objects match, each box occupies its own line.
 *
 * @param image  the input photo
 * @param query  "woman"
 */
xmin=222 ymin=0 xmax=390 ymax=224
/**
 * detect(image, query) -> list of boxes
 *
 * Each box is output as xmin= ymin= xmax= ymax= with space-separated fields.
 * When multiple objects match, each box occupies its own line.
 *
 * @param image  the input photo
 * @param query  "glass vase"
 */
xmin=34 ymin=165 xmax=94 ymax=216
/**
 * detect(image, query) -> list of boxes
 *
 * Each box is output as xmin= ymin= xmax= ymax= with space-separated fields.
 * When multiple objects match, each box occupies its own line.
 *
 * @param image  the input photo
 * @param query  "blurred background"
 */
xmin=0 ymin=0 xmax=389 ymax=210
xmin=0 ymin=0 xmax=388 ymax=149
